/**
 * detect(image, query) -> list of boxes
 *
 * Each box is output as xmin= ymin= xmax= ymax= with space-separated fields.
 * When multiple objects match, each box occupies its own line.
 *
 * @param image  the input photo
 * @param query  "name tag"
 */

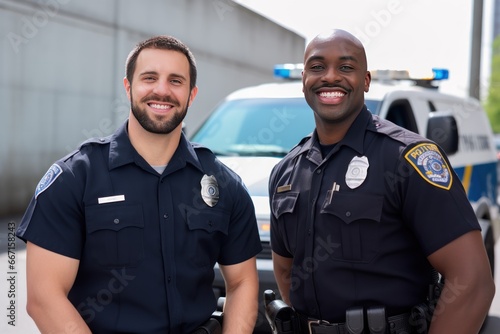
xmin=277 ymin=184 xmax=291 ymax=193
xmin=98 ymin=195 xmax=125 ymax=204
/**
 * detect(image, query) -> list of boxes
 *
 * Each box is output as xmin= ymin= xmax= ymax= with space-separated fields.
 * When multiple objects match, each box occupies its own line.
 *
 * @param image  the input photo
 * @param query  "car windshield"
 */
xmin=191 ymin=98 xmax=316 ymax=157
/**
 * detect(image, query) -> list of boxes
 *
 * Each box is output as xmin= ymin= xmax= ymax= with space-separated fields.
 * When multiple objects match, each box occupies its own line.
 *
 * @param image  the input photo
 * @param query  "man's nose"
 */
xmin=322 ymin=67 xmax=341 ymax=83
xmin=153 ymin=80 xmax=171 ymax=96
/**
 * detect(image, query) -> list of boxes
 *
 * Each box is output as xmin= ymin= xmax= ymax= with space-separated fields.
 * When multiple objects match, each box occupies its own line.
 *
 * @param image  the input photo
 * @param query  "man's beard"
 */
xmin=130 ymin=93 xmax=189 ymax=134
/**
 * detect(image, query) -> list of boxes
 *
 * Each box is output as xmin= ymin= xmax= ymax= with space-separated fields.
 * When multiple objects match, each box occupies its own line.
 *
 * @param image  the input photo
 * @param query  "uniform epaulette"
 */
xmin=371 ymin=115 xmax=427 ymax=147
xmin=60 ymin=135 xmax=113 ymax=162
xmin=191 ymin=142 xmax=218 ymax=161
xmin=79 ymin=135 xmax=113 ymax=148
xmin=191 ymin=141 xmax=212 ymax=152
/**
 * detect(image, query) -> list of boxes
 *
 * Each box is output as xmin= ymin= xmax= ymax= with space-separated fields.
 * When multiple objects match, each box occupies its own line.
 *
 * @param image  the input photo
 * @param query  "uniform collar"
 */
xmin=108 ymin=121 xmax=203 ymax=173
xmin=295 ymin=105 xmax=372 ymax=160
xmin=341 ymin=105 xmax=373 ymax=155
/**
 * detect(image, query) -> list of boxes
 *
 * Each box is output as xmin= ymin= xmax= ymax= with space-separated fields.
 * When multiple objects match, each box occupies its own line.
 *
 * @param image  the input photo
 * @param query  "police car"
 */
xmin=191 ymin=65 xmax=498 ymax=333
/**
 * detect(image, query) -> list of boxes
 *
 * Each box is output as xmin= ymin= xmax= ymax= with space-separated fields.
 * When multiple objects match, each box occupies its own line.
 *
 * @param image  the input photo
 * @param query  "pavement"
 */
xmin=1 ymin=215 xmax=500 ymax=333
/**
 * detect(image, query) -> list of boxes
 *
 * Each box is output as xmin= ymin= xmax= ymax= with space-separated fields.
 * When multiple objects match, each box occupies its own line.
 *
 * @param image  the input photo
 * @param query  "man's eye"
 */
xmin=340 ymin=65 xmax=354 ymax=71
xmin=310 ymin=65 xmax=324 ymax=71
xmin=171 ymin=79 xmax=182 ymax=85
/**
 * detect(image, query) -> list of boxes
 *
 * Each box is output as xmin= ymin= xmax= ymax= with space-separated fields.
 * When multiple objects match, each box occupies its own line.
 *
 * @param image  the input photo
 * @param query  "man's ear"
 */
xmin=123 ymin=77 xmax=131 ymax=100
xmin=188 ymin=86 xmax=198 ymax=107
xmin=365 ymin=71 xmax=371 ymax=93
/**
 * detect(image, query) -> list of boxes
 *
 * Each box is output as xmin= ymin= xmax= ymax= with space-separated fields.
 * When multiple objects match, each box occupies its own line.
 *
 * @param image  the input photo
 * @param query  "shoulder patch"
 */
xmin=35 ymin=163 xmax=63 ymax=199
xmin=404 ymin=143 xmax=452 ymax=190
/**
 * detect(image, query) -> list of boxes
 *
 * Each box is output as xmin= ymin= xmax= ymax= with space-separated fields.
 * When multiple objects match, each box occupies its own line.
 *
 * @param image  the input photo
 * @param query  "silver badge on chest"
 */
xmin=345 ymin=156 xmax=369 ymax=189
xmin=201 ymin=174 xmax=219 ymax=207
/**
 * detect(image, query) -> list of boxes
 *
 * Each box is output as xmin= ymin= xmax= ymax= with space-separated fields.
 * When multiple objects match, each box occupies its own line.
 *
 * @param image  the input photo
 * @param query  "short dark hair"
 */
xmin=125 ymin=35 xmax=197 ymax=90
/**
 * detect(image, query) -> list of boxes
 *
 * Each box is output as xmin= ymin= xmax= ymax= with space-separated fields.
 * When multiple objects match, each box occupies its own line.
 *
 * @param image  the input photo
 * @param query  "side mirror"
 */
xmin=426 ymin=112 xmax=459 ymax=155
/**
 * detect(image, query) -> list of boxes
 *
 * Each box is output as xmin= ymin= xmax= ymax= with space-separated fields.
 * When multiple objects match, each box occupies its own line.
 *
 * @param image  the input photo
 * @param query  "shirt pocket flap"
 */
xmin=321 ymin=193 xmax=383 ymax=224
xmin=186 ymin=208 xmax=230 ymax=235
xmin=271 ymin=191 xmax=299 ymax=219
xmin=86 ymin=203 xmax=144 ymax=233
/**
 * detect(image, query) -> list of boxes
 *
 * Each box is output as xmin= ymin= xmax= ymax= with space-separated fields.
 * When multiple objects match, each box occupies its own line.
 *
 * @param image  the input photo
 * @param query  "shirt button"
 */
xmin=163 ymin=214 xmax=168 ymax=219
xmin=167 ymin=276 xmax=171 ymax=283
xmin=113 ymin=219 xmax=120 ymax=224
xmin=346 ymin=211 xmax=351 ymax=217
xmin=316 ymin=169 xmax=322 ymax=174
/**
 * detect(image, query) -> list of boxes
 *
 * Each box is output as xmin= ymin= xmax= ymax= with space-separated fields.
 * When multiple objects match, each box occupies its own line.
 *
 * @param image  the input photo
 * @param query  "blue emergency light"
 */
xmin=432 ymin=68 xmax=449 ymax=80
xmin=274 ymin=63 xmax=303 ymax=80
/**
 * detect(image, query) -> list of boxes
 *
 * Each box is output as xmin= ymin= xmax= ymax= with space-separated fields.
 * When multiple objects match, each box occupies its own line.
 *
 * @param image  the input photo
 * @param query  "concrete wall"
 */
xmin=0 ymin=0 xmax=305 ymax=215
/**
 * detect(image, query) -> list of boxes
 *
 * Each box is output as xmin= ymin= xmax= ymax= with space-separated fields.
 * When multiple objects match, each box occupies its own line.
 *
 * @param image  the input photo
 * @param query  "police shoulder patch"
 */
xmin=35 ymin=163 xmax=63 ymax=199
xmin=404 ymin=143 xmax=453 ymax=190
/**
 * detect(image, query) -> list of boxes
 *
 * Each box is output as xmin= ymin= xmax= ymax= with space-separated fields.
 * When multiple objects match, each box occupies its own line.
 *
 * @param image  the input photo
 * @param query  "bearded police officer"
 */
xmin=18 ymin=35 xmax=261 ymax=334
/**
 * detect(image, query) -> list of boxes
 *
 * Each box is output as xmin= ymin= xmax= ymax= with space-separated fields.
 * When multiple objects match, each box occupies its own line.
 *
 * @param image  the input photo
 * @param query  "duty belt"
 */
xmin=298 ymin=307 xmax=415 ymax=334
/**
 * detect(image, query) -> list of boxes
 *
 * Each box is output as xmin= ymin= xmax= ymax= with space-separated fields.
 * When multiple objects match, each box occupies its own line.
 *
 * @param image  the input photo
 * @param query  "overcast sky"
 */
xmin=234 ymin=0 xmax=494 ymax=99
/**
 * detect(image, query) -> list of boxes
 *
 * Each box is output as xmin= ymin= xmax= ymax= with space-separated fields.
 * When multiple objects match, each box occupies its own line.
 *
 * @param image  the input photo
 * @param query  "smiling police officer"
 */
xmin=17 ymin=35 xmax=262 ymax=334
xmin=269 ymin=29 xmax=495 ymax=334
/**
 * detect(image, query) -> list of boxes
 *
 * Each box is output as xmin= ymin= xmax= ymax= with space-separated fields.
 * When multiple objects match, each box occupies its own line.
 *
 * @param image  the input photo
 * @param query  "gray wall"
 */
xmin=0 ymin=0 xmax=305 ymax=215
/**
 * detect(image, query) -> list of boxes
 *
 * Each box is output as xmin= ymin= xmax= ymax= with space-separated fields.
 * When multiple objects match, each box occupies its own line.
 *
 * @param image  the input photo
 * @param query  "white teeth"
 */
xmin=150 ymin=103 xmax=170 ymax=110
xmin=320 ymin=91 xmax=345 ymax=98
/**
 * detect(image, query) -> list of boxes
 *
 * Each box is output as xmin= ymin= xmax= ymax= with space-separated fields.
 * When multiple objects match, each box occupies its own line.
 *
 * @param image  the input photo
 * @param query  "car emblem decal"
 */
xmin=345 ymin=156 xmax=369 ymax=189
xmin=404 ymin=143 xmax=452 ymax=190
xmin=201 ymin=174 xmax=219 ymax=207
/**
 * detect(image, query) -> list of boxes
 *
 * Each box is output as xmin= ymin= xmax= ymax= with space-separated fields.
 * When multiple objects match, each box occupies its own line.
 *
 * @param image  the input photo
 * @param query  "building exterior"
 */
xmin=0 ymin=0 xmax=305 ymax=215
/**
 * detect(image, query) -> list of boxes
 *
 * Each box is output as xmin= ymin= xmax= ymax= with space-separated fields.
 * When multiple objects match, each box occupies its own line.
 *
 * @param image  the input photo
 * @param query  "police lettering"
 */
xmin=409 ymin=144 xmax=438 ymax=160
xmin=460 ymin=135 xmax=491 ymax=152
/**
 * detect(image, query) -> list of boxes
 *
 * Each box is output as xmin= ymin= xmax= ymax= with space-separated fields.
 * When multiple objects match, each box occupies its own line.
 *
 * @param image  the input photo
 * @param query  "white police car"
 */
xmin=191 ymin=65 xmax=498 ymax=333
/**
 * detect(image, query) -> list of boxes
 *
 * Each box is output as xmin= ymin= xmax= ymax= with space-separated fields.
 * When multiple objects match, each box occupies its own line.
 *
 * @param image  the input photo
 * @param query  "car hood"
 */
xmin=217 ymin=156 xmax=281 ymax=216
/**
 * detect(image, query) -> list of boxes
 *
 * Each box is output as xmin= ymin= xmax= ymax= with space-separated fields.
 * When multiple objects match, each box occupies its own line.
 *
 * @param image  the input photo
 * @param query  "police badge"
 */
xmin=345 ymin=156 xmax=369 ymax=189
xmin=200 ymin=174 xmax=219 ymax=207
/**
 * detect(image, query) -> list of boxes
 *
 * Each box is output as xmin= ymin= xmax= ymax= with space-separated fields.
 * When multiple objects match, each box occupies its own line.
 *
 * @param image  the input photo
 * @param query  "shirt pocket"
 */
xmin=271 ymin=191 xmax=300 ymax=255
xmin=185 ymin=208 xmax=230 ymax=267
xmin=186 ymin=208 xmax=230 ymax=235
xmin=85 ymin=203 xmax=144 ymax=268
xmin=271 ymin=191 xmax=300 ymax=219
xmin=321 ymin=193 xmax=383 ymax=263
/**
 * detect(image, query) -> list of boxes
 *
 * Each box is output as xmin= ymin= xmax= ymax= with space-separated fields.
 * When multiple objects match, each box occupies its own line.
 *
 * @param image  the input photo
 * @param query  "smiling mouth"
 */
xmin=148 ymin=103 xmax=172 ymax=110
xmin=318 ymin=91 xmax=346 ymax=98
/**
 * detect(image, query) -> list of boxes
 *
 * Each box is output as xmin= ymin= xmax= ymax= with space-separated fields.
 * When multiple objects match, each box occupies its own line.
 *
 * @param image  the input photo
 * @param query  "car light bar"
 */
xmin=371 ymin=68 xmax=449 ymax=82
xmin=274 ymin=63 xmax=303 ymax=80
xmin=431 ymin=68 xmax=449 ymax=80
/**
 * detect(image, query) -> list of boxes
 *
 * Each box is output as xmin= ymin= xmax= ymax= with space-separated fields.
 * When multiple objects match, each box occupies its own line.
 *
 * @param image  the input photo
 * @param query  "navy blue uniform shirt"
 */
xmin=18 ymin=121 xmax=262 ymax=334
xmin=269 ymin=106 xmax=480 ymax=322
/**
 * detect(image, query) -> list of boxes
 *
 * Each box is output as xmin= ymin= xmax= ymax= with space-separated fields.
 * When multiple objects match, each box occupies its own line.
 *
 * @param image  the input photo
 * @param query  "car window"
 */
xmin=191 ymin=98 xmax=316 ymax=157
xmin=365 ymin=99 xmax=381 ymax=115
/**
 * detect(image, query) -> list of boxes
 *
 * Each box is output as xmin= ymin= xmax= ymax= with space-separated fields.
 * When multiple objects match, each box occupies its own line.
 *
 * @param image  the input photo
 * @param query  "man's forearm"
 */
xmin=222 ymin=281 xmax=259 ymax=334
xmin=28 ymin=297 xmax=91 ymax=334
xmin=428 ymin=278 xmax=494 ymax=334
